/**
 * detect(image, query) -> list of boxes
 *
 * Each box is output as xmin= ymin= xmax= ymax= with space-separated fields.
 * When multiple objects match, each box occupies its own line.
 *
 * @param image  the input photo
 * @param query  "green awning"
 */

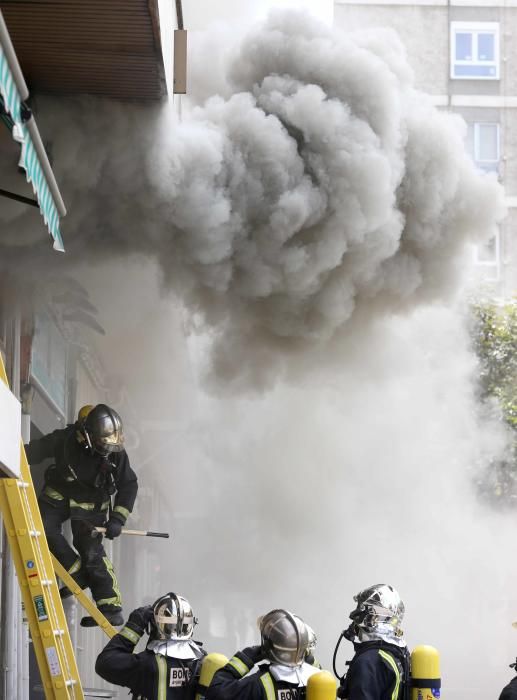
xmin=0 ymin=11 xmax=65 ymax=251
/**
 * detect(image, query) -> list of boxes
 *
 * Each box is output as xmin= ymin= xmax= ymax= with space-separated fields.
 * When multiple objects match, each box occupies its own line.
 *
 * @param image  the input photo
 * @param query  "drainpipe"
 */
xmin=174 ymin=0 xmax=187 ymax=120
xmin=19 ymin=382 xmax=33 ymax=700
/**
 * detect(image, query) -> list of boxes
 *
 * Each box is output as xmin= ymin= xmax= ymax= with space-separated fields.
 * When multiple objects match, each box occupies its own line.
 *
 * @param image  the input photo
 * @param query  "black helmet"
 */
xmin=83 ymin=404 xmax=124 ymax=456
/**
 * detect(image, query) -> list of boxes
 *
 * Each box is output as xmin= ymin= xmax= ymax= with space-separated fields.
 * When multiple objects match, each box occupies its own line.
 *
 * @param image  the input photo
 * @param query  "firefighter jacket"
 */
xmin=338 ymin=641 xmax=409 ymax=700
xmin=95 ymin=624 xmax=206 ymax=700
xmin=207 ymin=648 xmax=311 ymax=700
xmin=25 ymin=425 xmax=138 ymax=523
xmin=500 ymin=677 xmax=517 ymax=700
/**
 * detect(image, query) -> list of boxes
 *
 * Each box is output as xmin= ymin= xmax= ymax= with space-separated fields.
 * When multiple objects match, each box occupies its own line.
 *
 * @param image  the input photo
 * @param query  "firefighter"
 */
xmin=335 ymin=584 xmax=410 ymax=700
xmin=96 ymin=592 xmax=206 ymax=699
xmin=25 ymin=403 xmax=138 ymax=627
xmin=207 ymin=608 xmax=320 ymax=700
xmin=305 ymin=625 xmax=321 ymax=669
xmin=499 ymin=659 xmax=517 ymax=700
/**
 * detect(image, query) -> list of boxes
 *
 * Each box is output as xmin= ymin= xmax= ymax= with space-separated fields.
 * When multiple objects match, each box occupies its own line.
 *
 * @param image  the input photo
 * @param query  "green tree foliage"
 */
xmin=471 ymin=299 xmax=517 ymax=503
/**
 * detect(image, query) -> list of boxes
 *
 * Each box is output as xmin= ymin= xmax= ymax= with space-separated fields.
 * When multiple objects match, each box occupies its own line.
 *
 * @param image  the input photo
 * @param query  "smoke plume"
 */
xmin=2 ymin=9 xmax=512 ymax=698
xmin=0 ymin=10 xmax=504 ymax=385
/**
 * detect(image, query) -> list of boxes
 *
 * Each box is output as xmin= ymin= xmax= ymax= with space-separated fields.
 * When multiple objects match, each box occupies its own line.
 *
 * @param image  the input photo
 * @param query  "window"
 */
xmin=467 ymin=123 xmax=500 ymax=173
xmin=473 ymin=230 xmax=500 ymax=280
xmin=31 ymin=308 xmax=67 ymax=416
xmin=451 ymin=22 xmax=499 ymax=79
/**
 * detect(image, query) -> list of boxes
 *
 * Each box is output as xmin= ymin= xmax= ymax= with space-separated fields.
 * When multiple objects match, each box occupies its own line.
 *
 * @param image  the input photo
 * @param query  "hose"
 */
xmin=332 ymin=630 xmax=347 ymax=681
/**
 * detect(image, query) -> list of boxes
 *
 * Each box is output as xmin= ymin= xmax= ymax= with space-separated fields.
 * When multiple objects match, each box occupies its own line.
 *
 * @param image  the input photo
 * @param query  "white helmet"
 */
xmin=348 ymin=584 xmax=405 ymax=645
xmin=152 ymin=592 xmax=197 ymax=641
xmin=259 ymin=609 xmax=309 ymax=667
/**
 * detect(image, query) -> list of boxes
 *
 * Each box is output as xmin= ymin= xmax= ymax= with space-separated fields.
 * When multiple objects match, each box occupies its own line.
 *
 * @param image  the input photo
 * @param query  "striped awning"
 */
xmin=0 ymin=11 xmax=65 ymax=251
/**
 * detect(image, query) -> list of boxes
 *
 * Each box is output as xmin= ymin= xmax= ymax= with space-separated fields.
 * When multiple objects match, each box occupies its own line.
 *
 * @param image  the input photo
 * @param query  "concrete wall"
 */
xmin=334 ymin=0 xmax=517 ymax=298
xmin=335 ymin=4 xmax=449 ymax=94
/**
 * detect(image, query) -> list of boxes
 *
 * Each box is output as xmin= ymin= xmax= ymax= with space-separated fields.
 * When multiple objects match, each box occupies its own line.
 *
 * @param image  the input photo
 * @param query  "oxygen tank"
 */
xmin=307 ymin=671 xmax=337 ymax=700
xmin=411 ymin=645 xmax=441 ymax=699
xmin=195 ymin=653 xmax=229 ymax=700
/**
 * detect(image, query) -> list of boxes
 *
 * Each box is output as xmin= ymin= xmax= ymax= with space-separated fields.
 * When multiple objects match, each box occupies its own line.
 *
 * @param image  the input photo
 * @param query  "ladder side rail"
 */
xmin=51 ymin=557 xmax=117 ymax=639
xmin=0 ymin=352 xmax=84 ymax=699
xmin=1 ymin=477 xmax=83 ymax=699
xmin=0 ymin=481 xmax=55 ymax=699
xmin=18 ymin=447 xmax=87 ymax=687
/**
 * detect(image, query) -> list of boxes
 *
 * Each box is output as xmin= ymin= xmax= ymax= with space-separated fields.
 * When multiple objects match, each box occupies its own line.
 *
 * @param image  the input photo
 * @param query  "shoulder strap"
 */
xmin=155 ymin=654 xmax=168 ymax=700
xmin=341 ymin=643 xmax=381 ymax=696
xmin=342 ymin=644 xmax=409 ymax=700
xmin=260 ymin=671 xmax=276 ymax=700
xmin=378 ymin=650 xmax=402 ymax=700
xmin=191 ymin=655 xmax=205 ymax=687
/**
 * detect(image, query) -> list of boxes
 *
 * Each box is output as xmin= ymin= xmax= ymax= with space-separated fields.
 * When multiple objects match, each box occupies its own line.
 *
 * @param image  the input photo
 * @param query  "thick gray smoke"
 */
xmin=81 ymin=259 xmax=515 ymax=700
xmin=0 ymin=10 xmax=504 ymax=385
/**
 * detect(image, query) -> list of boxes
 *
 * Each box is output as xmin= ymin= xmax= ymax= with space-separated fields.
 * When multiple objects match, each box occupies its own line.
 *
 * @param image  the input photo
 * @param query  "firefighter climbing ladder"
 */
xmin=0 ymin=352 xmax=116 ymax=699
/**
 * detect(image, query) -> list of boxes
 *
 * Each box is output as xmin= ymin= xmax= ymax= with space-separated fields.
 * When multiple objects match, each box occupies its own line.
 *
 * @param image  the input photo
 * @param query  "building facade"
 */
xmin=335 ymin=0 xmax=517 ymax=299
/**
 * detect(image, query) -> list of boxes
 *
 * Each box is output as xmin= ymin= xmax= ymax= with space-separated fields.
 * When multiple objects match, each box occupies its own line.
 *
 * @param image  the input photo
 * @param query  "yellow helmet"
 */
xmin=77 ymin=404 xmax=94 ymax=423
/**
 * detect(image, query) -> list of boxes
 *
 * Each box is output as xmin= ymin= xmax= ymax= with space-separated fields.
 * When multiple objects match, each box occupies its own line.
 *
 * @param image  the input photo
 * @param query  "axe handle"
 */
xmin=94 ymin=527 xmax=170 ymax=538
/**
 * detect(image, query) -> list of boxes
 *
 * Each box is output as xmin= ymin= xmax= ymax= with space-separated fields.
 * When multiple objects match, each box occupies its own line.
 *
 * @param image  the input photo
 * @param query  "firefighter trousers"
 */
xmin=39 ymin=498 xmax=122 ymax=611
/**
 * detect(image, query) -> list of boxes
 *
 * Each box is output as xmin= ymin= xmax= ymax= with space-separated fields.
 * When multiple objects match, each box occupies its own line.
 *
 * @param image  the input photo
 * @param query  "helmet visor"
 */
xmin=95 ymin=426 xmax=125 ymax=454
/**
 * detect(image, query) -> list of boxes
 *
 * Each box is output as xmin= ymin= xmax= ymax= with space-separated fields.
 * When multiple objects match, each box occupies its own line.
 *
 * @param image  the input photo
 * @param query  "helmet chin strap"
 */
xmin=81 ymin=426 xmax=94 ymax=452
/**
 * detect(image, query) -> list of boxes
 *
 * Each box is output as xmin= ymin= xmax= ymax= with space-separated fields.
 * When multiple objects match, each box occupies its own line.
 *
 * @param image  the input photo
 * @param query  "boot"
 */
xmin=80 ymin=605 xmax=124 ymax=628
xmin=59 ymin=568 xmax=89 ymax=599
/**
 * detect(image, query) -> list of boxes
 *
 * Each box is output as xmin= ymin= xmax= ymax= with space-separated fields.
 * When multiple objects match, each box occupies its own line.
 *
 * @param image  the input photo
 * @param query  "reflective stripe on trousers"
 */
xmin=96 ymin=557 xmax=122 ymax=608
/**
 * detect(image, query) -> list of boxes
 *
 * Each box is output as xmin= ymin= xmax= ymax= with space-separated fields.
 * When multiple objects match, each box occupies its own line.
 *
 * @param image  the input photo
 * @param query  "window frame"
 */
xmin=473 ymin=122 xmax=500 ymax=171
xmin=473 ymin=229 xmax=500 ymax=277
xmin=450 ymin=21 xmax=500 ymax=80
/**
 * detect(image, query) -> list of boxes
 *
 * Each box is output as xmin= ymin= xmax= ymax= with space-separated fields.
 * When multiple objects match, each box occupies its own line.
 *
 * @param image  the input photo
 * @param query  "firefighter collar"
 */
xmin=269 ymin=662 xmax=320 ymax=685
xmin=357 ymin=629 xmax=407 ymax=648
xmin=146 ymin=639 xmax=203 ymax=659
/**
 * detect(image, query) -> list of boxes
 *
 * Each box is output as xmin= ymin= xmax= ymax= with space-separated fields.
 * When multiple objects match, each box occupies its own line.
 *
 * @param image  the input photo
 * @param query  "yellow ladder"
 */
xmin=0 ymin=352 xmax=85 ymax=699
xmin=52 ymin=557 xmax=116 ymax=638
xmin=0 ymin=352 xmax=117 ymax=697
xmin=0 ymin=354 xmax=117 ymax=700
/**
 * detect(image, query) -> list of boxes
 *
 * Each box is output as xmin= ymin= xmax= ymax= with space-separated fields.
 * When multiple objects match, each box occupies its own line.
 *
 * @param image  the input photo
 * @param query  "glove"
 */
xmin=104 ymin=517 xmax=123 ymax=540
xmin=127 ymin=605 xmax=154 ymax=635
xmin=240 ymin=645 xmax=264 ymax=665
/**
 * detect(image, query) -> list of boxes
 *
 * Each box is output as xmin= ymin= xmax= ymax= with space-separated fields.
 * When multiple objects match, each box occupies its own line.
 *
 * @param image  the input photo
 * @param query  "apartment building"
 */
xmin=335 ymin=0 xmax=517 ymax=299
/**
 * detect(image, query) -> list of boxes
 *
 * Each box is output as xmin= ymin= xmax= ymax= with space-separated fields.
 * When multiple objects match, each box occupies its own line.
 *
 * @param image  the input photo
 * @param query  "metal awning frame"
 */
xmin=0 ymin=10 xmax=66 ymax=251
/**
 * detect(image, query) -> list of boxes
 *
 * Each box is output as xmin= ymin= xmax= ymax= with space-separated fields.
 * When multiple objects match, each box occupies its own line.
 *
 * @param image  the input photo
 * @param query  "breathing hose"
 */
xmin=332 ymin=630 xmax=347 ymax=681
